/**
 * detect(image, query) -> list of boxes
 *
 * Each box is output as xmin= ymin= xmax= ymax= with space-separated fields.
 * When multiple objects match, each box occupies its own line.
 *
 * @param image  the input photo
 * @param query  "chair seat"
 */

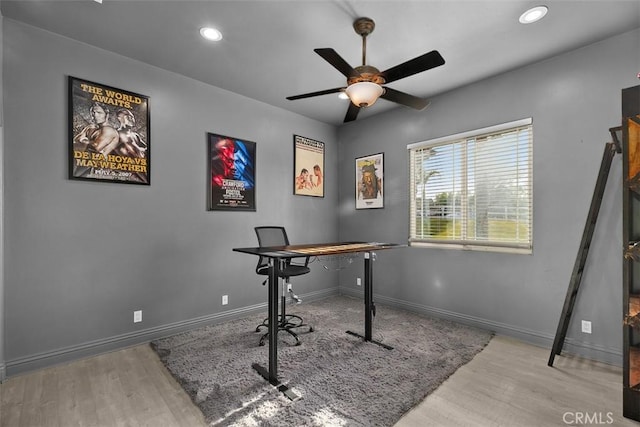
xmin=257 ymin=264 xmax=310 ymax=277
xmin=281 ymin=265 xmax=311 ymax=277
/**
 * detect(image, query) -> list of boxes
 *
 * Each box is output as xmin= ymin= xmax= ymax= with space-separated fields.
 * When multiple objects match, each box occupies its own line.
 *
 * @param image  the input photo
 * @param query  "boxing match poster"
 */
xmin=356 ymin=152 xmax=384 ymax=209
xmin=208 ymin=133 xmax=256 ymax=211
xmin=293 ymin=135 xmax=324 ymax=197
xmin=69 ymin=76 xmax=150 ymax=184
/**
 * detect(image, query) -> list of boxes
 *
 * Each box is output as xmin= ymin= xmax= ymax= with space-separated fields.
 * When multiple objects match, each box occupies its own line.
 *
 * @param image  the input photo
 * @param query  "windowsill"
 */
xmin=409 ymin=241 xmax=532 ymax=255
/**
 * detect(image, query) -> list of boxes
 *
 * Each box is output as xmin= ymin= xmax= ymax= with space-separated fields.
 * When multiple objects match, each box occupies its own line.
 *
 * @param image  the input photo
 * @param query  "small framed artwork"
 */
xmin=356 ymin=152 xmax=384 ymax=209
xmin=69 ymin=76 xmax=150 ymax=185
xmin=294 ymin=135 xmax=324 ymax=197
xmin=208 ymin=133 xmax=256 ymax=211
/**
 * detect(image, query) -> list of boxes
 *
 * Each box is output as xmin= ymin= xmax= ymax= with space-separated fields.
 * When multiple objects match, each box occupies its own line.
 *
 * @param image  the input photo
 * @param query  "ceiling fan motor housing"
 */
xmin=348 ymin=65 xmax=385 ymax=85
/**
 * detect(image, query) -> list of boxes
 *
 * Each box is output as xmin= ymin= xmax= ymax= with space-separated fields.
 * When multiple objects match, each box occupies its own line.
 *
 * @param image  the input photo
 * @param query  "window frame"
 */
xmin=407 ymin=118 xmax=533 ymax=254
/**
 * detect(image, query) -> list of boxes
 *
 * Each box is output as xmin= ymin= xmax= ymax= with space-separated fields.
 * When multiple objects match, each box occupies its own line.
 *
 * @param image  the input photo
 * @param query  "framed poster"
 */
xmin=69 ymin=76 xmax=150 ymax=184
xmin=208 ymin=133 xmax=256 ymax=211
xmin=294 ymin=135 xmax=324 ymax=197
xmin=356 ymin=152 xmax=384 ymax=209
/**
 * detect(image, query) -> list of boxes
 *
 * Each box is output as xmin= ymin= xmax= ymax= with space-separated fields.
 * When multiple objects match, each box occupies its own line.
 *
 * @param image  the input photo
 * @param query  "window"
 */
xmin=408 ymin=118 xmax=533 ymax=253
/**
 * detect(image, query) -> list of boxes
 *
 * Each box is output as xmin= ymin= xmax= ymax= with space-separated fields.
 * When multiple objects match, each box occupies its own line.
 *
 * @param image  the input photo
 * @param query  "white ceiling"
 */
xmin=2 ymin=0 xmax=639 ymax=126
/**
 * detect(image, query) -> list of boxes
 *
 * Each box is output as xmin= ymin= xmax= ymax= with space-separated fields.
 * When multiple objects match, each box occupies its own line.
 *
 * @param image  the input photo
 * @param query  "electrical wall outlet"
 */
xmin=133 ymin=310 xmax=142 ymax=323
xmin=581 ymin=320 xmax=592 ymax=334
xmin=222 ymin=295 xmax=228 ymax=305
xmin=356 ymin=277 xmax=362 ymax=286
xmin=287 ymin=283 xmax=292 ymax=292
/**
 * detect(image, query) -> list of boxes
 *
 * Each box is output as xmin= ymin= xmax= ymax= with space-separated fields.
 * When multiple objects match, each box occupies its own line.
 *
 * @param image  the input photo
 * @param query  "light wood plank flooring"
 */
xmin=396 ymin=335 xmax=638 ymax=426
xmin=1 ymin=335 xmax=637 ymax=426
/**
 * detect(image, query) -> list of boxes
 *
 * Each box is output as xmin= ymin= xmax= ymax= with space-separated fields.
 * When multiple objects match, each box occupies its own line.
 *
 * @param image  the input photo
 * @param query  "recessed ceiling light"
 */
xmin=519 ymin=6 xmax=548 ymax=24
xmin=200 ymin=27 xmax=223 ymax=41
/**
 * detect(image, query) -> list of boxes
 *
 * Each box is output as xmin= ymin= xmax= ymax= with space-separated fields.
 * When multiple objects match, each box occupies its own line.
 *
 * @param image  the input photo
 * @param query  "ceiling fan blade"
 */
xmin=380 ymin=50 xmax=445 ymax=84
xmin=286 ymin=87 xmax=345 ymax=101
xmin=344 ymin=102 xmax=361 ymax=123
xmin=381 ymin=87 xmax=430 ymax=110
xmin=314 ymin=48 xmax=360 ymax=78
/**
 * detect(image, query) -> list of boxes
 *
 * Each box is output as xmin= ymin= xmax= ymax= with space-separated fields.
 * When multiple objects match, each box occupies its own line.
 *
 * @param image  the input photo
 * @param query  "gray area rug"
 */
xmin=151 ymin=295 xmax=493 ymax=426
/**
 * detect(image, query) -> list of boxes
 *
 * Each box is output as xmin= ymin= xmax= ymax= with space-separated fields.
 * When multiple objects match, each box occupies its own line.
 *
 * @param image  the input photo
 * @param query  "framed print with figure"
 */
xmin=294 ymin=135 xmax=324 ymax=197
xmin=356 ymin=152 xmax=384 ymax=209
xmin=208 ymin=132 xmax=256 ymax=211
xmin=69 ymin=76 xmax=150 ymax=184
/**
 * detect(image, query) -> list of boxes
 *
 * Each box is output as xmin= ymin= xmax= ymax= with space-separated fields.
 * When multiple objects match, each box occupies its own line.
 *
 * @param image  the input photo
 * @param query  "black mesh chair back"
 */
xmin=255 ymin=226 xmax=289 ymax=246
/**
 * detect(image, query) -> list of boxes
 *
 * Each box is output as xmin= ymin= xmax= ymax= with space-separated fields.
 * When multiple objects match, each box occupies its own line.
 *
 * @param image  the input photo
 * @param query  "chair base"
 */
xmin=256 ymin=314 xmax=314 ymax=346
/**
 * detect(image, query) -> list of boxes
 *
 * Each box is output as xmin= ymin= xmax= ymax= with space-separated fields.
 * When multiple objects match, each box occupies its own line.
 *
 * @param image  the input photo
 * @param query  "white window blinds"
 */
xmin=408 ymin=118 xmax=533 ymax=252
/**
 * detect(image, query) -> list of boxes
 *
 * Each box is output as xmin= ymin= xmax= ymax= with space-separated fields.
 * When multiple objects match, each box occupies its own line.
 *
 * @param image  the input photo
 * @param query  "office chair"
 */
xmin=254 ymin=226 xmax=314 ymax=346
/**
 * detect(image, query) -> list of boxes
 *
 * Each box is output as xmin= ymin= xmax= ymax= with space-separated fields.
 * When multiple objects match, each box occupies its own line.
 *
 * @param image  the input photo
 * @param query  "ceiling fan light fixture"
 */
xmin=519 ymin=6 xmax=548 ymax=24
xmin=345 ymin=82 xmax=384 ymax=107
xmin=200 ymin=27 xmax=223 ymax=41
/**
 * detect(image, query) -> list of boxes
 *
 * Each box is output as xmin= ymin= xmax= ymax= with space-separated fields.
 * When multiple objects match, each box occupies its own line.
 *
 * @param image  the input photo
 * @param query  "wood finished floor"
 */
xmin=1 ymin=335 xmax=637 ymax=426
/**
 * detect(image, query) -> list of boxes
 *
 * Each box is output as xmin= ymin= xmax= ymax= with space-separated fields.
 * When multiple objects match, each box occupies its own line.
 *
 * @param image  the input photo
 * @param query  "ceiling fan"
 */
xmin=286 ymin=17 xmax=445 ymax=123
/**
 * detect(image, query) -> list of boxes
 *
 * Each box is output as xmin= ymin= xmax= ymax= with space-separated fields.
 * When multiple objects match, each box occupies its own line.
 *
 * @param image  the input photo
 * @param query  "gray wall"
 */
xmin=2 ymin=19 xmax=338 ymax=376
xmin=337 ymin=28 xmax=640 ymax=365
xmin=3 ymin=17 xmax=639 ymax=378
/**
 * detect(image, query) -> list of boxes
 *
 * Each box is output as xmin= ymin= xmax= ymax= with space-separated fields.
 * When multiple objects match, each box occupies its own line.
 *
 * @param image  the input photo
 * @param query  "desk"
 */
xmin=233 ymin=241 xmax=399 ymax=400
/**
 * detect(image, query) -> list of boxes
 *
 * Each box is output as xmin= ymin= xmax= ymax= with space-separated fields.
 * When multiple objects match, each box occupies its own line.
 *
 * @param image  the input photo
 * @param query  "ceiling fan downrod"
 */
xmin=353 ymin=17 xmax=375 ymax=67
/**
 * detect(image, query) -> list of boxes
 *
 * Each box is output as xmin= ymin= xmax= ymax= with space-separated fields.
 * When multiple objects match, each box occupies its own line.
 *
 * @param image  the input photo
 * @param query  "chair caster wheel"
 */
xmin=295 ymin=341 xmax=301 ymax=346
xmin=259 ymin=342 xmax=265 ymax=346
xmin=309 ymin=327 xmax=314 ymax=332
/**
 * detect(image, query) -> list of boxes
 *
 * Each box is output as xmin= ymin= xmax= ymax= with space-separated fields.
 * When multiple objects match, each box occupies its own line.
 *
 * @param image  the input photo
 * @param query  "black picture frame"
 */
xmin=208 ymin=132 xmax=257 ymax=211
xmin=68 ymin=76 xmax=150 ymax=185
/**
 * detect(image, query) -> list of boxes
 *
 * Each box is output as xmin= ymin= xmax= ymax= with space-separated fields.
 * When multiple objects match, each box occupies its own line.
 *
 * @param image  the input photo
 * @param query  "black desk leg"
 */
xmin=364 ymin=251 xmax=373 ymax=341
xmin=346 ymin=251 xmax=393 ymax=350
xmin=251 ymin=260 xmax=301 ymax=401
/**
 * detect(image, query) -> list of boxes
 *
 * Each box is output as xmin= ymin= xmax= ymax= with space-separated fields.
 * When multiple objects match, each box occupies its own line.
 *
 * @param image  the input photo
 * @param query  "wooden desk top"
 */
xmin=233 ymin=241 xmax=401 ymax=258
